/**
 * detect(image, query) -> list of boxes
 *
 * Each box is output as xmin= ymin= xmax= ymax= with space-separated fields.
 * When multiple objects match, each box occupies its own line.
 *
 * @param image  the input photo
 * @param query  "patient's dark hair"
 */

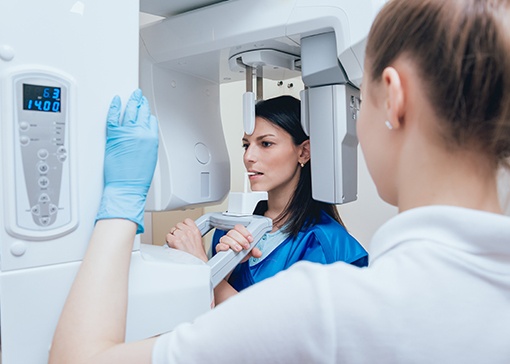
xmin=253 ymin=95 xmax=345 ymax=237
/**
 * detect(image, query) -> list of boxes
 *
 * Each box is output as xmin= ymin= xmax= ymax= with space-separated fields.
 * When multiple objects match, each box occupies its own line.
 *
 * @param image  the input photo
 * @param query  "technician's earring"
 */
xmin=300 ymin=163 xmax=305 ymax=168
xmin=384 ymin=120 xmax=393 ymax=130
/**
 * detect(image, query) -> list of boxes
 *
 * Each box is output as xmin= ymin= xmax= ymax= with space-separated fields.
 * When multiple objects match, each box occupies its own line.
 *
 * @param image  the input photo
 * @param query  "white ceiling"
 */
xmin=140 ymin=0 xmax=229 ymax=17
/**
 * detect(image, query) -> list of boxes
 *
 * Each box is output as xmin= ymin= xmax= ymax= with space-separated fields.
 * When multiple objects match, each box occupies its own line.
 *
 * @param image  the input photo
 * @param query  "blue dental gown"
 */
xmin=211 ymin=210 xmax=368 ymax=292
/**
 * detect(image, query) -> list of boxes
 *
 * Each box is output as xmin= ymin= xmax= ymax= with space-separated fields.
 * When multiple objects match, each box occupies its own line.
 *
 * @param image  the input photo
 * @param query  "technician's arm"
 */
xmin=50 ymin=219 xmax=156 ymax=364
xmin=49 ymin=89 xmax=158 ymax=364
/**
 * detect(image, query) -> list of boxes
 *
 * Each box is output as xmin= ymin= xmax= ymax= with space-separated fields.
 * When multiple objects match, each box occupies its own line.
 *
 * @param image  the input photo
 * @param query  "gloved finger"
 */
xmin=149 ymin=114 xmax=158 ymax=135
xmin=121 ymin=88 xmax=143 ymax=125
xmin=137 ymin=96 xmax=152 ymax=125
xmin=106 ymin=95 xmax=122 ymax=127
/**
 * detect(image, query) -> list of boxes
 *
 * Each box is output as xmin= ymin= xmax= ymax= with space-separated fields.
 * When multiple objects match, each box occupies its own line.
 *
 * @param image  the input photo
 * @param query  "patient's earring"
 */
xmin=384 ymin=120 xmax=393 ymax=130
xmin=300 ymin=163 xmax=305 ymax=168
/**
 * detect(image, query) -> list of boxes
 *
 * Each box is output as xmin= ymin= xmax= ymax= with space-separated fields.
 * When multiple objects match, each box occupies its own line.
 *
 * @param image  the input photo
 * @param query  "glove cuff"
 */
xmin=95 ymin=187 xmax=147 ymax=234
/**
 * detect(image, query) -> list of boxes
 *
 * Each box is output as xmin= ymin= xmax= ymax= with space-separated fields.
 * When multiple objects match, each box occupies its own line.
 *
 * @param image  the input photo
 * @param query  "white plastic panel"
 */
xmin=0 ymin=0 xmax=138 ymax=271
xmin=243 ymin=91 xmax=255 ymax=135
xmin=307 ymin=84 xmax=360 ymax=204
xmin=0 ymin=247 xmax=212 ymax=362
xmin=141 ymin=58 xmax=231 ymax=211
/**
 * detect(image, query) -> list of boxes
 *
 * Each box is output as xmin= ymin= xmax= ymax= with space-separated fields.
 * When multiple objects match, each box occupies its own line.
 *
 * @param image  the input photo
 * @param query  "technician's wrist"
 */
xmin=96 ymin=187 xmax=147 ymax=234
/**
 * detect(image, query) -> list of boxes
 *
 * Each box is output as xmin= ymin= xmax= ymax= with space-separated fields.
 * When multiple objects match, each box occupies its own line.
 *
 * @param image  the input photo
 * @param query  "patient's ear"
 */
xmin=382 ymin=66 xmax=405 ymax=130
xmin=299 ymin=140 xmax=310 ymax=164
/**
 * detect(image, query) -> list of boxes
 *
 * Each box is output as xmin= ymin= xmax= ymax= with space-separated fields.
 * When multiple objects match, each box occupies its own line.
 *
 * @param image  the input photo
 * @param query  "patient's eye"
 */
xmin=261 ymin=141 xmax=273 ymax=148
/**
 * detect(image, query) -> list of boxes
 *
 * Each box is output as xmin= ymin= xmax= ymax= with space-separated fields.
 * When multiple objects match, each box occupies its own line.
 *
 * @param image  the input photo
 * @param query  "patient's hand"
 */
xmin=216 ymin=224 xmax=262 ymax=260
xmin=166 ymin=218 xmax=208 ymax=262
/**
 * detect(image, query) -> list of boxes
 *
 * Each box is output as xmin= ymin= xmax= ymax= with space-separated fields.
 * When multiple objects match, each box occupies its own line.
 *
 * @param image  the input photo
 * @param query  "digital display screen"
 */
xmin=23 ymin=84 xmax=61 ymax=113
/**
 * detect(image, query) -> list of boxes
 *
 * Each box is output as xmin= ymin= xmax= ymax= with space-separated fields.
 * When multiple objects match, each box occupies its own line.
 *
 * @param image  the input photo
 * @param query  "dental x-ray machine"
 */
xmin=0 ymin=0 xmax=383 ymax=362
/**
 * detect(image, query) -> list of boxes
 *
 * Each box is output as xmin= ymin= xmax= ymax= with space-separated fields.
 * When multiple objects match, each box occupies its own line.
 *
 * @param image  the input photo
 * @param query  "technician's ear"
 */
xmin=298 ymin=140 xmax=311 ymax=165
xmin=382 ymin=66 xmax=405 ymax=130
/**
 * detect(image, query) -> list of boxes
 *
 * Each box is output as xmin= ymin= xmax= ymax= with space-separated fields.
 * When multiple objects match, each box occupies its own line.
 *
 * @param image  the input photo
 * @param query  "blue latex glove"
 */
xmin=95 ymin=89 xmax=158 ymax=234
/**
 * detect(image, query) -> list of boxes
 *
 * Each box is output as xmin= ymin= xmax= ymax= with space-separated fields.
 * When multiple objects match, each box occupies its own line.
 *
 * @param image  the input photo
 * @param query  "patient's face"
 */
xmin=242 ymin=117 xmax=302 ymax=197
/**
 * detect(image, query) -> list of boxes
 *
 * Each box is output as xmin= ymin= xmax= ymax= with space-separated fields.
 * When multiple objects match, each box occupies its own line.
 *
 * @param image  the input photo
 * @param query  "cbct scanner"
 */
xmin=0 ymin=1 xmax=384 ymax=362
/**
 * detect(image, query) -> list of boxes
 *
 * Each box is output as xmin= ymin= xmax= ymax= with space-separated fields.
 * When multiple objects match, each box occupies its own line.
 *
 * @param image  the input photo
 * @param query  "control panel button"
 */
xmin=31 ymin=205 xmax=40 ymax=215
xmin=38 ymin=193 xmax=50 ymax=203
xmin=56 ymin=146 xmax=67 ymax=162
xmin=20 ymin=135 xmax=30 ymax=146
xmin=37 ymin=149 xmax=49 ymax=159
xmin=37 ymin=161 xmax=49 ymax=174
xmin=49 ymin=204 xmax=58 ymax=215
xmin=19 ymin=121 xmax=30 ymax=131
xmin=38 ymin=176 xmax=50 ymax=188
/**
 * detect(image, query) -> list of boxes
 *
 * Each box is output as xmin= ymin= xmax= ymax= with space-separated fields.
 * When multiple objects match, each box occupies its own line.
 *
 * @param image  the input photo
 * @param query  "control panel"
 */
xmin=7 ymin=71 xmax=76 ymax=239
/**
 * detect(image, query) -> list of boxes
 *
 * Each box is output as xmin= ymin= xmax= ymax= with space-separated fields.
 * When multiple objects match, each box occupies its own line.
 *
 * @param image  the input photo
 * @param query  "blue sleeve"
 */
xmin=297 ymin=235 xmax=329 ymax=264
xmin=350 ymin=255 xmax=369 ymax=268
xmin=317 ymin=226 xmax=368 ymax=266
xmin=298 ymin=216 xmax=368 ymax=267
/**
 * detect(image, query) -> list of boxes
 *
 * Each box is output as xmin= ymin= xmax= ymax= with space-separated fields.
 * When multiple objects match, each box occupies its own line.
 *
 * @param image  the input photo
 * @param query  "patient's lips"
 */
xmin=247 ymin=170 xmax=263 ymax=179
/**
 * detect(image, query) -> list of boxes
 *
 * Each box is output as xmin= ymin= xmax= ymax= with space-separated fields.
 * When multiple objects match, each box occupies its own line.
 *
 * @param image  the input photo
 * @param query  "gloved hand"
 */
xmin=95 ymin=89 xmax=158 ymax=234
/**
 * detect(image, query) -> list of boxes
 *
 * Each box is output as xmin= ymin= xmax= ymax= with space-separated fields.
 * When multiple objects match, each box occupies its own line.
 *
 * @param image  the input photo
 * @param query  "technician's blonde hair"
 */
xmin=366 ymin=0 xmax=510 ymax=168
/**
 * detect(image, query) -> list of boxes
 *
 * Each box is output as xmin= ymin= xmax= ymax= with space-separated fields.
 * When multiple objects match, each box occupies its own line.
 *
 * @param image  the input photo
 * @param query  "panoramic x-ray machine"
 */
xmin=0 ymin=0 xmax=384 ymax=362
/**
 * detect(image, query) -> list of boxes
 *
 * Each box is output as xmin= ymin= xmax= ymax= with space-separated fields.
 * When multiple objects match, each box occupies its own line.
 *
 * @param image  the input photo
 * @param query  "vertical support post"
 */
xmin=256 ymin=66 xmax=263 ymax=101
xmin=245 ymin=65 xmax=253 ymax=92
xmin=243 ymin=66 xmax=256 ymax=134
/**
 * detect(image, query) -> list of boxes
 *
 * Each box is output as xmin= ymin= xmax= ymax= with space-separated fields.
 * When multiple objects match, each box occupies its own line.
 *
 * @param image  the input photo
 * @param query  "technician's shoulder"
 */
xmin=153 ymin=261 xmax=359 ymax=363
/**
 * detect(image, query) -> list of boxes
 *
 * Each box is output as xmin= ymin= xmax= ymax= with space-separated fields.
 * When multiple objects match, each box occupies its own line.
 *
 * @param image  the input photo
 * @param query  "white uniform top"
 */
xmin=153 ymin=206 xmax=510 ymax=363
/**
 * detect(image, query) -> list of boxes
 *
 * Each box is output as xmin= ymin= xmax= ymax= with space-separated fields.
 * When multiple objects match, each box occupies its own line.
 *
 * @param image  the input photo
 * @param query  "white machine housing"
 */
xmin=140 ymin=0 xmax=385 ymax=206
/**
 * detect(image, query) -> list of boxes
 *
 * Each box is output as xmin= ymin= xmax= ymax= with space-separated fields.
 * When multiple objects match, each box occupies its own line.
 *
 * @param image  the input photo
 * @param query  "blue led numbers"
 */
xmin=23 ymin=84 xmax=61 ymax=113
